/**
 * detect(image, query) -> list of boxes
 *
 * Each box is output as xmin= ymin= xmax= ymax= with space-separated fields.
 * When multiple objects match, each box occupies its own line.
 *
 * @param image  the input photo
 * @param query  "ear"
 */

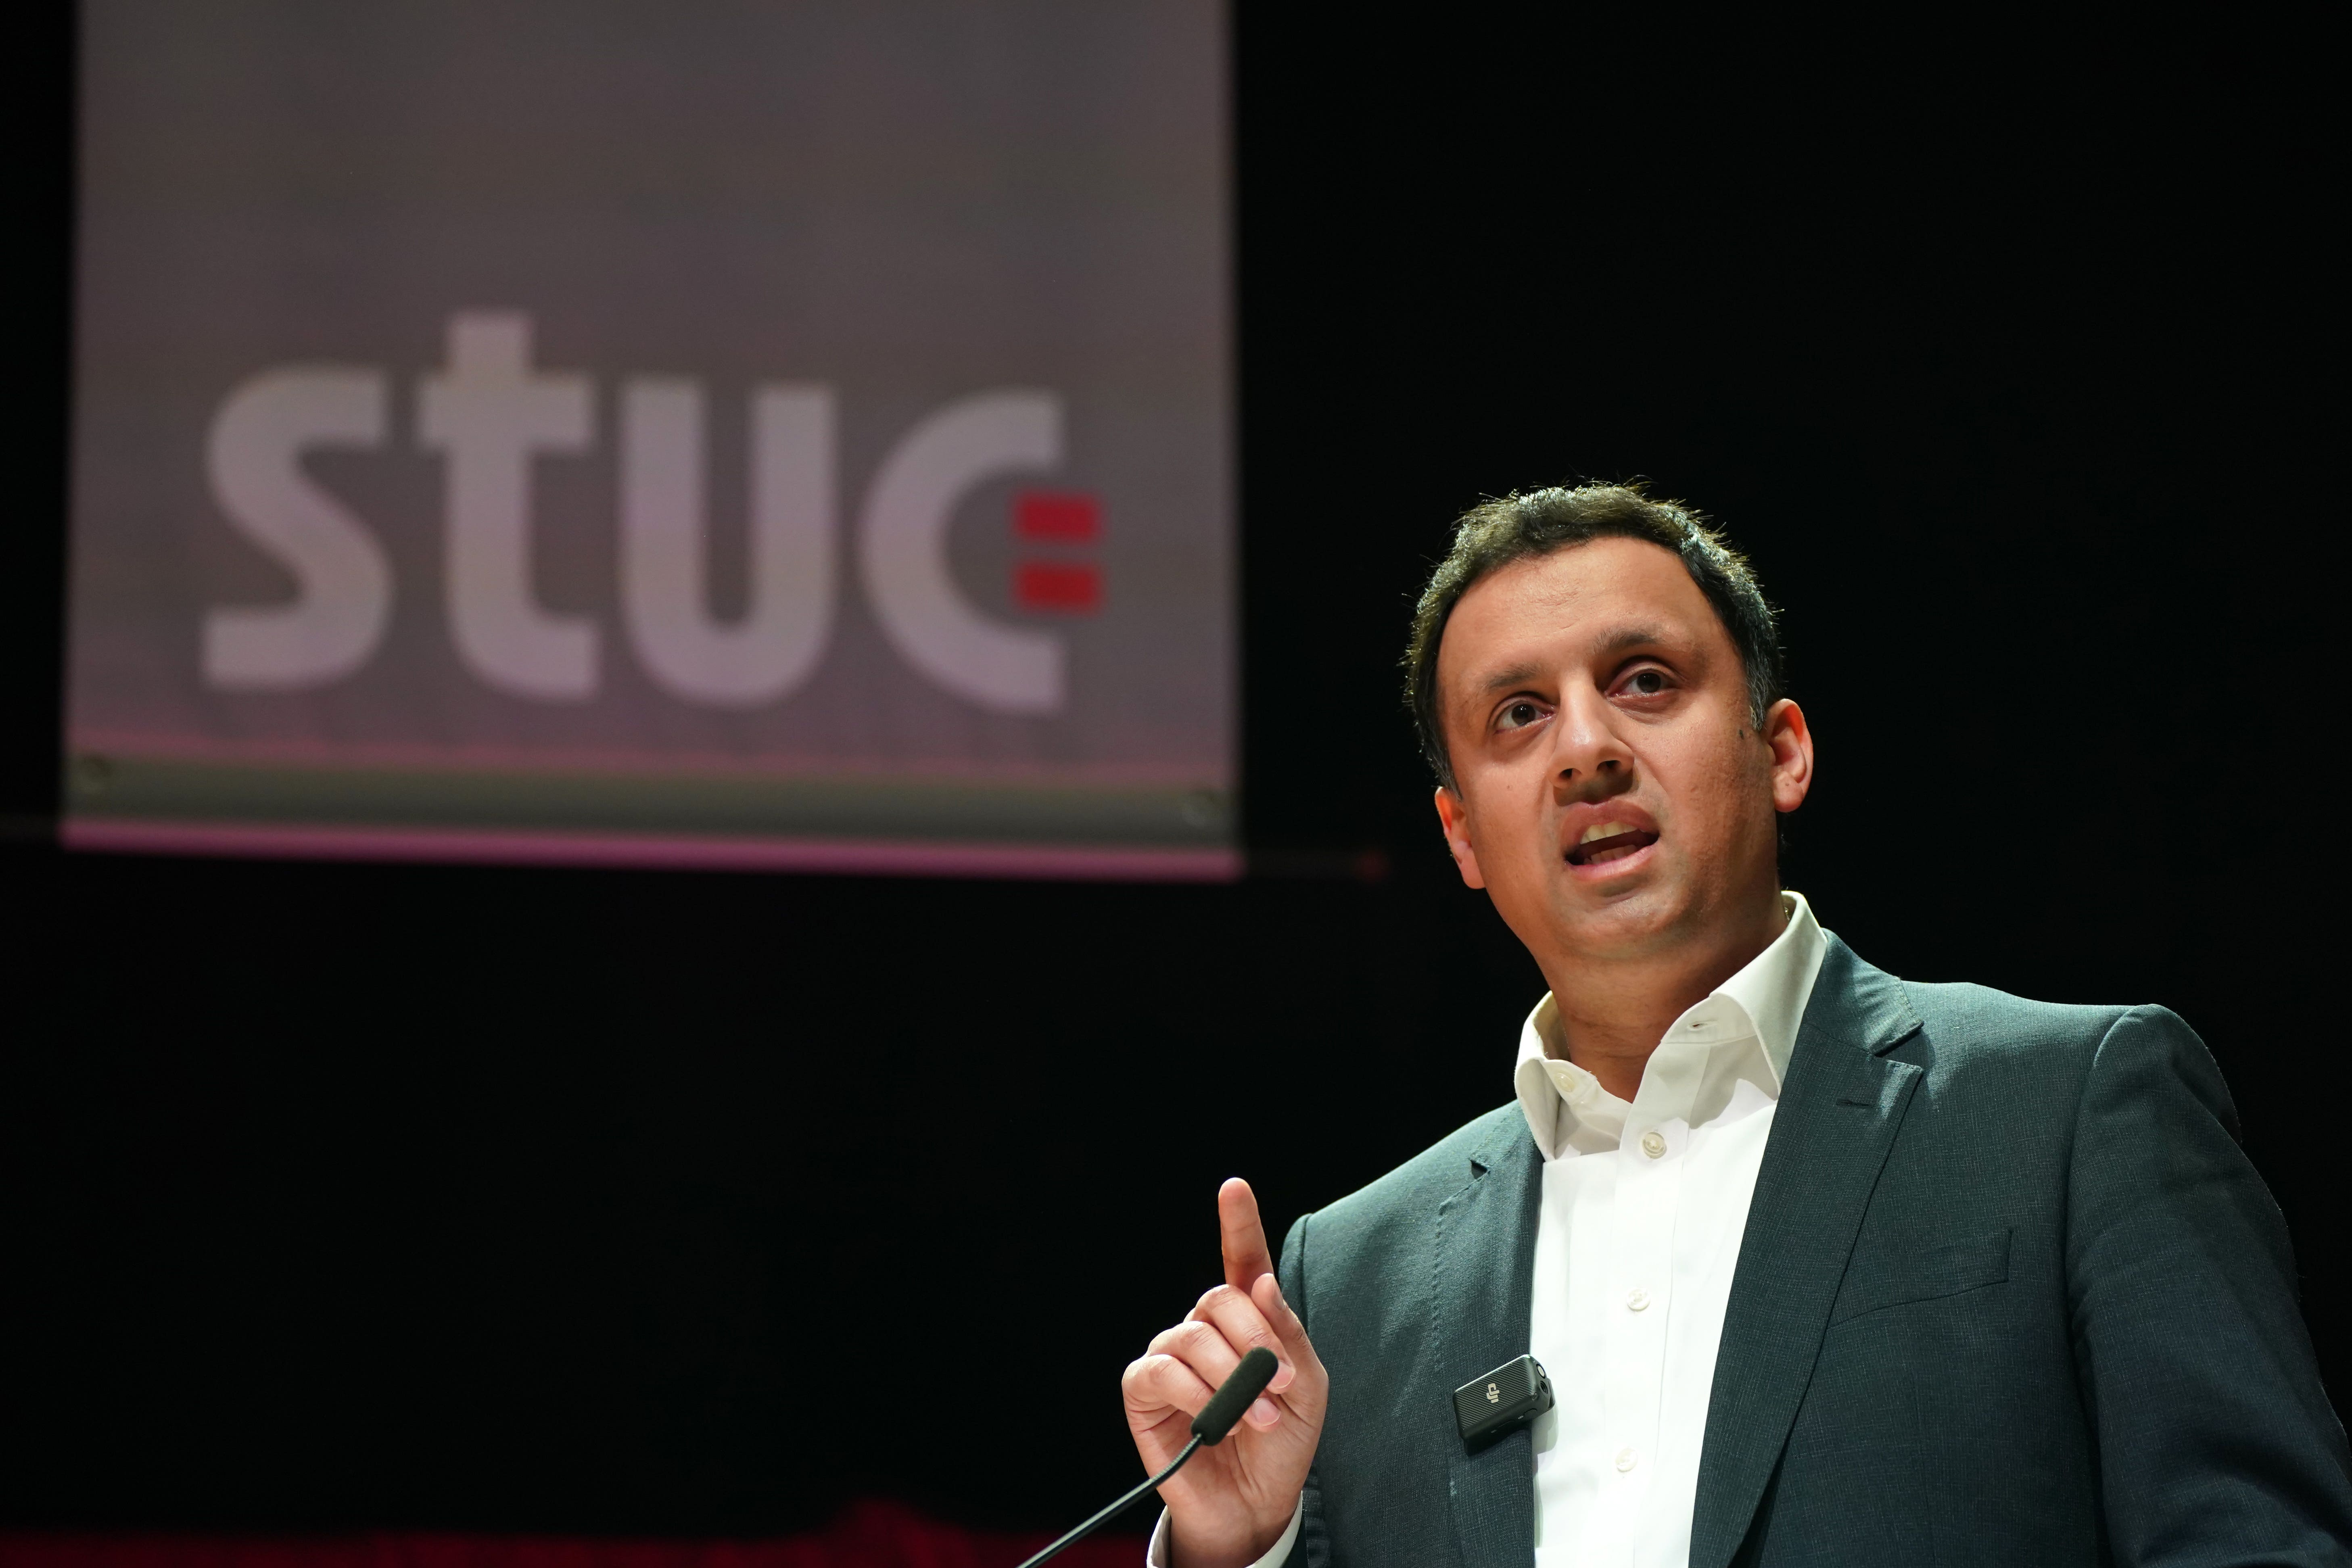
xmin=1433 ymin=785 xmax=1486 ymax=889
xmin=1762 ymin=697 xmax=1814 ymax=813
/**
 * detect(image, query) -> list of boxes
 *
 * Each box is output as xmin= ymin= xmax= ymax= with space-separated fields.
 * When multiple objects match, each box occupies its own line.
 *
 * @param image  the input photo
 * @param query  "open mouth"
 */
xmin=1565 ymin=823 xmax=1659 ymax=867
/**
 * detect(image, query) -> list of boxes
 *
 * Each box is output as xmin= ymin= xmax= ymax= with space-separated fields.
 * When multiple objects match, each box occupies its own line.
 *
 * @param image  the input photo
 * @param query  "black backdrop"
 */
xmin=4 ymin=5 xmax=2344 ymax=1541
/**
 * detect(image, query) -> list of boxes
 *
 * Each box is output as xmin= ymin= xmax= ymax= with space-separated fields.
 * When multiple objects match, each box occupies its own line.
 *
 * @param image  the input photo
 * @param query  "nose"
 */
xmin=1548 ymin=682 xmax=1633 ymax=801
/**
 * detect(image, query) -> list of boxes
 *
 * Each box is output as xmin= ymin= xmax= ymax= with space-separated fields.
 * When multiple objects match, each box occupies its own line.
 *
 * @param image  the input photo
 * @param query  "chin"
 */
xmin=1551 ymin=880 xmax=1696 ymax=956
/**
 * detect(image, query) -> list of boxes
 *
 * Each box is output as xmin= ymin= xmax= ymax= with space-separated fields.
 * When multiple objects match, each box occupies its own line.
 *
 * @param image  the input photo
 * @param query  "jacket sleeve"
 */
xmin=2066 ymin=1004 xmax=2352 ymax=1564
xmin=1278 ymin=1212 xmax=1333 ymax=1568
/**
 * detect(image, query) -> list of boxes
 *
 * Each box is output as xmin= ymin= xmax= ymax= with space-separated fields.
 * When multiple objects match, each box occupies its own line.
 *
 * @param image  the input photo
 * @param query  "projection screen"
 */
xmin=65 ymin=1 xmax=1234 ymax=879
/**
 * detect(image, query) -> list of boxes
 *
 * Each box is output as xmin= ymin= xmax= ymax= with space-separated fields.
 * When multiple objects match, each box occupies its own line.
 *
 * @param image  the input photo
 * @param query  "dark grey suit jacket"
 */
xmin=1277 ymin=937 xmax=2352 ymax=1565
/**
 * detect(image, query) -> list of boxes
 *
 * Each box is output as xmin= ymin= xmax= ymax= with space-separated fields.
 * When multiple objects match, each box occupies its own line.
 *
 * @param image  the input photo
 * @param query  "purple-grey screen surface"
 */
xmin=67 ymin=2 xmax=1233 ymax=879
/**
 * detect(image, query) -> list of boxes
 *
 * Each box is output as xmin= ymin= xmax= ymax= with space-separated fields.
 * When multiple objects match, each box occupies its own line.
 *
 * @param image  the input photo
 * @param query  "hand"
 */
xmin=1121 ymin=1178 xmax=1327 ymax=1568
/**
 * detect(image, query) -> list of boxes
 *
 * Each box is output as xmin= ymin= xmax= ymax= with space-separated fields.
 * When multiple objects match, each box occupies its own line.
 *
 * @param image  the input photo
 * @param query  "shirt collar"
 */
xmin=1513 ymin=892 xmax=1829 ymax=1161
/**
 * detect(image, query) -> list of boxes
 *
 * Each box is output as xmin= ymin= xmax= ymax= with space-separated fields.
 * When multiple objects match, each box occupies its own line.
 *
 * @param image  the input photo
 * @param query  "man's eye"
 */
xmin=1496 ymin=700 xmax=1545 ymax=731
xmin=1621 ymin=668 xmax=1671 ymax=698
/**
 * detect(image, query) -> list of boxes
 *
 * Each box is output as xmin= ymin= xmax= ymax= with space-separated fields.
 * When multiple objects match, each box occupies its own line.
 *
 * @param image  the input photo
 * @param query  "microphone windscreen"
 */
xmin=1190 ymin=1346 xmax=1280 ymax=1445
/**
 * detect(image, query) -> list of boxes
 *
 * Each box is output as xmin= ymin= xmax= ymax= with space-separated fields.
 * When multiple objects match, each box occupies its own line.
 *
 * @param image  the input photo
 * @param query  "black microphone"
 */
xmin=1189 ymin=1345 xmax=1281 ymax=1446
xmin=1014 ymin=1345 xmax=1280 ymax=1568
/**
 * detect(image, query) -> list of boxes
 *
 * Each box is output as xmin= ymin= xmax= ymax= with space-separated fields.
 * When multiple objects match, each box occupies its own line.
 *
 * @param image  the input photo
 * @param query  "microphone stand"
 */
xmin=1013 ymin=1345 xmax=1279 ymax=1568
xmin=1013 ymin=1434 xmax=1202 ymax=1568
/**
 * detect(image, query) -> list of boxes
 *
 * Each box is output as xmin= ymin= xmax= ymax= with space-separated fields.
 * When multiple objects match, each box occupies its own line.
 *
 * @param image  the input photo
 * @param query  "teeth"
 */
xmin=1580 ymin=821 xmax=1637 ymax=844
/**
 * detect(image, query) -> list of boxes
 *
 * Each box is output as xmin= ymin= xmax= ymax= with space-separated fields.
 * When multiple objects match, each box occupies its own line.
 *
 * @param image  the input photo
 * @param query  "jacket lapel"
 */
xmin=1688 ymin=937 xmax=1926 ymax=1568
xmin=1436 ymin=1111 xmax=1546 ymax=1568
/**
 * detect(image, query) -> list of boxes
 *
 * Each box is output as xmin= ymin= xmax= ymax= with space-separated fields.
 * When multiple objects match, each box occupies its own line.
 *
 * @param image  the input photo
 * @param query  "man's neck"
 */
xmin=1541 ymin=894 xmax=1788 ymax=1103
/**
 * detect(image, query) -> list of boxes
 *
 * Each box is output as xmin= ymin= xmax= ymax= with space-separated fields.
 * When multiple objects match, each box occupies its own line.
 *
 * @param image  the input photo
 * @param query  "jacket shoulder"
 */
xmin=1893 ymin=974 xmax=2141 ymax=1052
xmin=1830 ymin=940 xmax=2210 ymax=1103
xmin=1817 ymin=927 xmax=2154 ymax=1063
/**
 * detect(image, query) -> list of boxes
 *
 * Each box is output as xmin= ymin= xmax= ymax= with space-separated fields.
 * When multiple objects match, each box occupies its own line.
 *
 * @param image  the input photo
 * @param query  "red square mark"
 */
xmin=1013 ymin=490 xmax=1102 ymax=542
xmin=1013 ymin=562 xmax=1102 ymax=614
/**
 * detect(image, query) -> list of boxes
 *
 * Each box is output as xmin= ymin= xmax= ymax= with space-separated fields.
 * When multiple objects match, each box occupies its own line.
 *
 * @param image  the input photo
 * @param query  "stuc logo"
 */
xmin=201 ymin=311 xmax=1098 ymax=715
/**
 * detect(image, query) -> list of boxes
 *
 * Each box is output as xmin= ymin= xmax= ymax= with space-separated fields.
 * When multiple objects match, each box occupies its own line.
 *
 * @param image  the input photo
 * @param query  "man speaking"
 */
xmin=1120 ymin=485 xmax=2352 ymax=1565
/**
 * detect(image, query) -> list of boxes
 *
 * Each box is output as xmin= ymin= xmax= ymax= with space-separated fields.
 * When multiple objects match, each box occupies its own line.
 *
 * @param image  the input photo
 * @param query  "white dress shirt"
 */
xmin=1521 ymin=892 xmax=1823 ymax=1566
xmin=1150 ymin=894 xmax=1826 ymax=1568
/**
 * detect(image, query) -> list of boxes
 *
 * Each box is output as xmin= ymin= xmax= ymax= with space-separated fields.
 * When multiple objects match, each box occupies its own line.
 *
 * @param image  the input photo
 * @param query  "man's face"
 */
xmin=1433 ymin=536 xmax=1812 ymax=968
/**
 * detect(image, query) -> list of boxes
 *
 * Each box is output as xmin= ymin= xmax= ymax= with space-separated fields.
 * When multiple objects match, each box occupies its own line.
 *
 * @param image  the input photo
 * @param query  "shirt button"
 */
xmin=1616 ymin=1447 xmax=1639 ymax=1472
xmin=1626 ymin=1287 xmax=1650 ymax=1312
xmin=1640 ymin=1131 xmax=1667 ymax=1159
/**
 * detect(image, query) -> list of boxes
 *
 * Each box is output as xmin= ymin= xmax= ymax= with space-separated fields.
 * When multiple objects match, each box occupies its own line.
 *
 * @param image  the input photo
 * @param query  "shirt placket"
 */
xmin=1594 ymin=1108 xmax=1685 ymax=1563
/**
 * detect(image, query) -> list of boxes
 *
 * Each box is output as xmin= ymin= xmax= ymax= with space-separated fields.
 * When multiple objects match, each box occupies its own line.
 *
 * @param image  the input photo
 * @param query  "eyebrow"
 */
xmin=1592 ymin=622 xmax=1676 ymax=661
xmin=1466 ymin=624 xmax=1685 ymax=703
xmin=1477 ymin=662 xmax=1543 ymax=697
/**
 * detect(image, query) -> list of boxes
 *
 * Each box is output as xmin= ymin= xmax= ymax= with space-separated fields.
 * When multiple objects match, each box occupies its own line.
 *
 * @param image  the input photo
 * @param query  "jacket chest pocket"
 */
xmin=1829 ymin=1227 xmax=2012 ymax=1326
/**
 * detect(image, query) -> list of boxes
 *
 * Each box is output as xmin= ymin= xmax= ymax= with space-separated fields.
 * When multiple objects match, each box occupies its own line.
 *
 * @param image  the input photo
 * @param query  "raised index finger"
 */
xmin=1219 ymin=1176 xmax=1276 ymax=1292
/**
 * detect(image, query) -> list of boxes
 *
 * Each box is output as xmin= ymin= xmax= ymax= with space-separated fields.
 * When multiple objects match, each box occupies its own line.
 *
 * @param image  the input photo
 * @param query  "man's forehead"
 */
xmin=1439 ymin=540 xmax=1714 ymax=687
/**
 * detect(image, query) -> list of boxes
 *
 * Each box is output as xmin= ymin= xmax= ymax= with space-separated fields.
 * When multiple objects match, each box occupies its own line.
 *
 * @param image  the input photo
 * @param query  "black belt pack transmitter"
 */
xmin=1453 ymin=1355 xmax=1554 ymax=1452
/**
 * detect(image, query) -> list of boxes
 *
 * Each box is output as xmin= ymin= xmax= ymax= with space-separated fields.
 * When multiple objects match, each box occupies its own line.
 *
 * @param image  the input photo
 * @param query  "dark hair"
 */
xmin=1403 ymin=482 xmax=1784 ymax=790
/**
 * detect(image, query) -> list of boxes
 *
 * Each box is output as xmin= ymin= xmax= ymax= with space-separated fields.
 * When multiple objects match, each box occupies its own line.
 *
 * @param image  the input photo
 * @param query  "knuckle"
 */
xmin=1206 ymin=1285 xmax=1258 ymax=1322
xmin=1222 ymin=1305 xmax=1276 ymax=1345
xmin=1130 ymin=1355 xmax=1202 ymax=1409
xmin=1194 ymin=1283 xmax=1240 ymax=1316
xmin=1173 ymin=1320 xmax=1224 ymax=1357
